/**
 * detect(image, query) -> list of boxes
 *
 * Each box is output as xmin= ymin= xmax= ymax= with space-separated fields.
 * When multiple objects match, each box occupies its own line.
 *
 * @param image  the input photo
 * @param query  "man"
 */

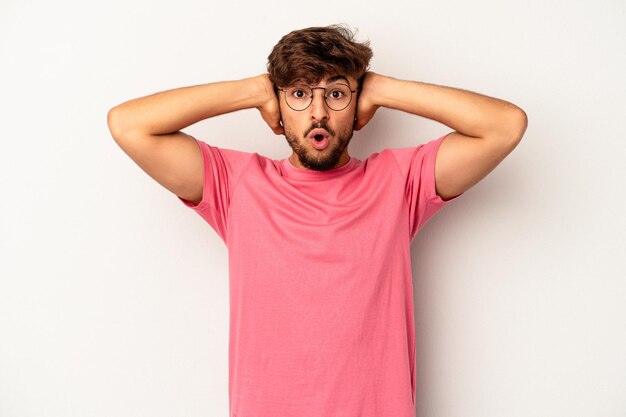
xmin=107 ymin=24 xmax=527 ymax=417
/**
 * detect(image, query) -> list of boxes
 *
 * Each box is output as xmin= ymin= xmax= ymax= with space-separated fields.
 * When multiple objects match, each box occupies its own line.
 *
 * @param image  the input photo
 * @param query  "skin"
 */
xmin=108 ymin=69 xmax=525 ymax=205
xmin=255 ymin=70 xmax=526 ymax=199
xmin=257 ymin=73 xmax=379 ymax=171
xmin=280 ymin=75 xmax=361 ymax=171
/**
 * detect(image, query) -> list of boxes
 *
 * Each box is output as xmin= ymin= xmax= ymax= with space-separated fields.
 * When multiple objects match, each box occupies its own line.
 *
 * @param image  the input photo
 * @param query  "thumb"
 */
xmin=270 ymin=120 xmax=284 ymax=135
xmin=353 ymin=115 xmax=365 ymax=131
xmin=259 ymin=108 xmax=284 ymax=135
xmin=271 ymin=117 xmax=284 ymax=135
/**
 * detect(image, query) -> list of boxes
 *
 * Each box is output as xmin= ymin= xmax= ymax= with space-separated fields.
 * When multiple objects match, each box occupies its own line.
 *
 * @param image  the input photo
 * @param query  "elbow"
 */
xmin=486 ymin=107 xmax=528 ymax=146
xmin=511 ymin=108 xmax=528 ymax=142
xmin=107 ymin=107 xmax=127 ymax=140
xmin=502 ymin=106 xmax=528 ymax=144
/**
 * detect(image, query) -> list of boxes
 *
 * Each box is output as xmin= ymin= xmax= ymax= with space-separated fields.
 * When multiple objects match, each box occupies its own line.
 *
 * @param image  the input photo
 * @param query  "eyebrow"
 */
xmin=290 ymin=75 xmax=350 ymax=87
xmin=326 ymin=75 xmax=349 ymax=84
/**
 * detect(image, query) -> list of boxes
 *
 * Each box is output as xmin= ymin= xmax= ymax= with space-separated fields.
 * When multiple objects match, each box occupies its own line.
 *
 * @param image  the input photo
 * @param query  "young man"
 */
xmin=107 ymin=24 xmax=527 ymax=417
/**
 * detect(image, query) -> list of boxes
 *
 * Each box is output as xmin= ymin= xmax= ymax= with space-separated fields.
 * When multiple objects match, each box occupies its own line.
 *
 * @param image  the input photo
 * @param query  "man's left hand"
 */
xmin=353 ymin=71 xmax=382 ymax=131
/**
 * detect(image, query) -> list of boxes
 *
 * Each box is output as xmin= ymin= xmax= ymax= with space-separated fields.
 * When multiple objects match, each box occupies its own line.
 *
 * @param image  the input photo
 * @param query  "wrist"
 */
xmin=249 ymin=74 xmax=275 ymax=108
xmin=369 ymin=73 xmax=395 ymax=108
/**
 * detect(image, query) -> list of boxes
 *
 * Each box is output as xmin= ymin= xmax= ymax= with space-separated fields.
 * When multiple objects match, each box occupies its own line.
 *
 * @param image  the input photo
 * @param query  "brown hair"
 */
xmin=266 ymin=24 xmax=373 ymax=90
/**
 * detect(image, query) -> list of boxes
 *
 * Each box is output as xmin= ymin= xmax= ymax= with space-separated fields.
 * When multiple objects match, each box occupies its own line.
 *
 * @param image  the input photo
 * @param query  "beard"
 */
xmin=284 ymin=121 xmax=354 ymax=171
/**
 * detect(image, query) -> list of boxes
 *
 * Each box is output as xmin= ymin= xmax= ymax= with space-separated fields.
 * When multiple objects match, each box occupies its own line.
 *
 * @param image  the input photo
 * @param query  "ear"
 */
xmin=357 ymin=74 xmax=365 ymax=90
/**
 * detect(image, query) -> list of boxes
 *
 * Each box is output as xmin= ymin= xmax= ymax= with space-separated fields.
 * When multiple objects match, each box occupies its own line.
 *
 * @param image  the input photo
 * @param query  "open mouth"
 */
xmin=310 ymin=135 xmax=329 ymax=150
xmin=309 ymin=128 xmax=330 ymax=150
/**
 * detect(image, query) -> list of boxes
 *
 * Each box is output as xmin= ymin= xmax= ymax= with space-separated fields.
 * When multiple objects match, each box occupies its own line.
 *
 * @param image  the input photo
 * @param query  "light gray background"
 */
xmin=1 ymin=0 xmax=625 ymax=416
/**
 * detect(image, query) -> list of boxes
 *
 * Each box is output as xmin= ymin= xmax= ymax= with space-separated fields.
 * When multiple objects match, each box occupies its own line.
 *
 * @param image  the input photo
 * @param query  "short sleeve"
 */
xmin=389 ymin=132 xmax=463 ymax=242
xmin=177 ymin=136 xmax=254 ymax=244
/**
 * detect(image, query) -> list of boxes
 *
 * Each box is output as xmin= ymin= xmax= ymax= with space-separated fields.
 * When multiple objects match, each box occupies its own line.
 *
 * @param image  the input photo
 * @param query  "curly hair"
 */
xmin=266 ymin=24 xmax=373 ymax=90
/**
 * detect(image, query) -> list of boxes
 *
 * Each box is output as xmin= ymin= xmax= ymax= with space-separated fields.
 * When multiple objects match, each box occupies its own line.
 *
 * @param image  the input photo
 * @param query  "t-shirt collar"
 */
xmin=281 ymin=156 xmax=359 ymax=180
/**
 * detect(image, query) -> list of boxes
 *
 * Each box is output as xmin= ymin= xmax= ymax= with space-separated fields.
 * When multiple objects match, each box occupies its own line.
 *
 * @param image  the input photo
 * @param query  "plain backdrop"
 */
xmin=1 ymin=0 xmax=625 ymax=416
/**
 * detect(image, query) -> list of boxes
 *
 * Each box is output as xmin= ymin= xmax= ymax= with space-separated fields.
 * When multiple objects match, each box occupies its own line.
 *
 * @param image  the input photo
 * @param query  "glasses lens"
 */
xmin=285 ymin=84 xmax=352 ymax=111
xmin=285 ymin=85 xmax=312 ymax=111
xmin=324 ymin=83 xmax=352 ymax=111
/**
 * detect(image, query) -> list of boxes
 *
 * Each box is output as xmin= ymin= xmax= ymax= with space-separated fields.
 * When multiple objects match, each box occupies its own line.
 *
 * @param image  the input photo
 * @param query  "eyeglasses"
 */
xmin=276 ymin=82 xmax=359 ymax=112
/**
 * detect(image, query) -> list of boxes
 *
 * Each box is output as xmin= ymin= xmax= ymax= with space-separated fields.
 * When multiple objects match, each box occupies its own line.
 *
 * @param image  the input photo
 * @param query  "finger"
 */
xmin=260 ymin=111 xmax=283 ymax=135
xmin=274 ymin=119 xmax=284 ymax=135
xmin=355 ymin=114 xmax=367 ymax=131
xmin=272 ymin=122 xmax=284 ymax=135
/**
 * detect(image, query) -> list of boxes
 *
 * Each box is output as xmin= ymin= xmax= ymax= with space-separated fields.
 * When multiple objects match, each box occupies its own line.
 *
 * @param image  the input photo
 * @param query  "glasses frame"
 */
xmin=276 ymin=82 xmax=359 ymax=112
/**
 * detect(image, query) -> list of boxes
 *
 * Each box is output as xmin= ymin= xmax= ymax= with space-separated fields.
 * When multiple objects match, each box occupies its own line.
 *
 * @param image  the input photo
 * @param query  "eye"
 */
xmin=288 ymin=86 xmax=310 ymax=99
xmin=329 ymin=89 xmax=344 ymax=99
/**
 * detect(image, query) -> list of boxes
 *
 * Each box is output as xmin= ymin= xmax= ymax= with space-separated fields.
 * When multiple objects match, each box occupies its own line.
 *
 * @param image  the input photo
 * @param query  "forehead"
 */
xmin=291 ymin=74 xmax=356 ymax=86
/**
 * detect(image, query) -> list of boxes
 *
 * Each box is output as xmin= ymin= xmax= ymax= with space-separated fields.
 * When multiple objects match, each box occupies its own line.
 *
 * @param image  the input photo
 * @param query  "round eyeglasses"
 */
xmin=277 ymin=83 xmax=359 ymax=111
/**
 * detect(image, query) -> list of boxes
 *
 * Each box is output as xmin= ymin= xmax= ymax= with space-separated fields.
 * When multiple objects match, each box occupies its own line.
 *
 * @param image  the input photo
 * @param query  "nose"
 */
xmin=309 ymin=89 xmax=329 ymax=121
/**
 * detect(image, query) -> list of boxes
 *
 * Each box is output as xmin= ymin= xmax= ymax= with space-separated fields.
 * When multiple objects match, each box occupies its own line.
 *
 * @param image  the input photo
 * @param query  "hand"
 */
xmin=353 ymin=71 xmax=381 ymax=131
xmin=254 ymin=73 xmax=284 ymax=135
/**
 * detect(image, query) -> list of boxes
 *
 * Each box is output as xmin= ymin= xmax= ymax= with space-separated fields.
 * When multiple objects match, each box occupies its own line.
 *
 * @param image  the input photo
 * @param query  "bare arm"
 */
xmin=354 ymin=72 xmax=528 ymax=200
xmin=107 ymin=75 xmax=283 ymax=137
xmin=106 ymin=74 xmax=283 ymax=206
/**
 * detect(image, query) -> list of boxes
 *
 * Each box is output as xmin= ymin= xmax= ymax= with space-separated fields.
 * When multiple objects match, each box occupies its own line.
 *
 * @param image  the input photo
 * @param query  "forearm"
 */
xmin=373 ymin=74 xmax=526 ymax=139
xmin=108 ymin=76 xmax=264 ymax=137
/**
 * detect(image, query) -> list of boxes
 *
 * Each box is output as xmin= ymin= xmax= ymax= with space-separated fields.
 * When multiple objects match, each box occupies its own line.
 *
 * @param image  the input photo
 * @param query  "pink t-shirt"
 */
xmin=178 ymin=133 xmax=462 ymax=417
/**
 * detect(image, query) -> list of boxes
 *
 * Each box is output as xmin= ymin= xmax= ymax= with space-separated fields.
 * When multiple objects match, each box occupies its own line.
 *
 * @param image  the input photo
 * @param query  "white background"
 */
xmin=1 ymin=0 xmax=625 ymax=416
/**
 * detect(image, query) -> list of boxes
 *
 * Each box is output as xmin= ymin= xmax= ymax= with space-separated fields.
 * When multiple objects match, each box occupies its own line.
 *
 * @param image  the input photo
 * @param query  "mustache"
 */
xmin=306 ymin=122 xmax=333 ymax=137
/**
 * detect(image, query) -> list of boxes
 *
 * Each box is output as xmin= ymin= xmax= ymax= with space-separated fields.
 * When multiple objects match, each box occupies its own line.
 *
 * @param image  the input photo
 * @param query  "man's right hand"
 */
xmin=254 ymin=73 xmax=284 ymax=136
